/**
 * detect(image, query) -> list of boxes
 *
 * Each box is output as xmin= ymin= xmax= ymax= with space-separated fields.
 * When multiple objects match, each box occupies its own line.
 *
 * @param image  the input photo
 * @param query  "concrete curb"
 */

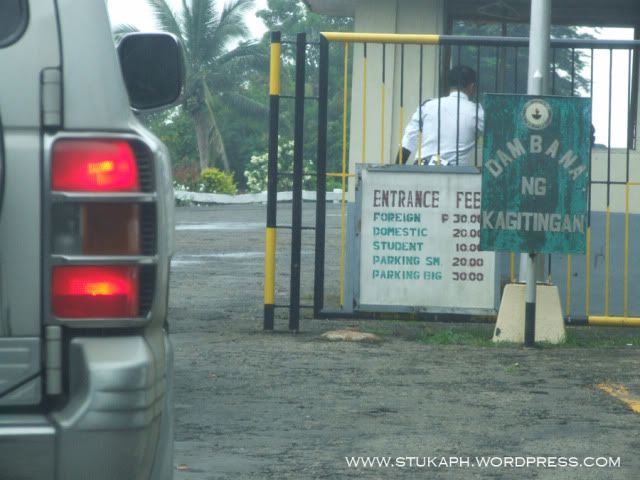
xmin=174 ymin=190 xmax=343 ymax=205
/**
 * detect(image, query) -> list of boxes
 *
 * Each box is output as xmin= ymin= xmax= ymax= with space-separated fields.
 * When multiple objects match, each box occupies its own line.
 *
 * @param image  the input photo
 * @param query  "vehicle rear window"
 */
xmin=0 ymin=0 xmax=28 ymax=48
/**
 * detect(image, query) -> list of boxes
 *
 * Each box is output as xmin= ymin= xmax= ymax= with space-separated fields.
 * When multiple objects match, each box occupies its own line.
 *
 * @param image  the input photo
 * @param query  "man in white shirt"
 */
xmin=396 ymin=65 xmax=484 ymax=166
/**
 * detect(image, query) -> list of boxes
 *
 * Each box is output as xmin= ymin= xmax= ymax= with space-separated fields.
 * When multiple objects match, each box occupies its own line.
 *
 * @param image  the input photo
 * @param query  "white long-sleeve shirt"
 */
xmin=401 ymin=91 xmax=484 ymax=166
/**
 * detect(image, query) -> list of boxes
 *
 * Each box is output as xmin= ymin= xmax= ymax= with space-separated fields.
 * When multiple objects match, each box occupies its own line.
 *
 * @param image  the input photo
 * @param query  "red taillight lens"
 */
xmin=52 ymin=266 xmax=139 ymax=318
xmin=52 ymin=140 xmax=139 ymax=192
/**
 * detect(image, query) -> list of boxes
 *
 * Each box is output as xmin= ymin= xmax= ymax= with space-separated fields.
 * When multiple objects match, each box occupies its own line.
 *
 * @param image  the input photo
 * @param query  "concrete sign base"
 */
xmin=493 ymin=284 xmax=566 ymax=344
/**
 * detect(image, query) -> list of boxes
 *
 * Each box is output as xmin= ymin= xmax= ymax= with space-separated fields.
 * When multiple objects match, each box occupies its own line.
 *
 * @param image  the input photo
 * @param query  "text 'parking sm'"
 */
xmin=480 ymin=94 xmax=592 ymax=345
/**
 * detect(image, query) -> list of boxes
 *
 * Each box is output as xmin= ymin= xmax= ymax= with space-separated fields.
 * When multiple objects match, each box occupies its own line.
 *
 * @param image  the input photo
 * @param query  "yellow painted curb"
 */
xmin=596 ymin=383 xmax=640 ymax=413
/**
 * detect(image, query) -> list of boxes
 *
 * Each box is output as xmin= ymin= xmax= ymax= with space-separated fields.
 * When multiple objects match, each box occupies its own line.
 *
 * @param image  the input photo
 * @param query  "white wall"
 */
xmin=346 ymin=0 xmax=445 ymax=197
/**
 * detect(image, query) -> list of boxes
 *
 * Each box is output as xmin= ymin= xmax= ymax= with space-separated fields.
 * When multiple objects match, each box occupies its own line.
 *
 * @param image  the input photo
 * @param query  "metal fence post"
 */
xmin=263 ymin=31 xmax=281 ymax=330
xmin=314 ymin=35 xmax=329 ymax=318
xmin=289 ymin=32 xmax=306 ymax=331
xmin=524 ymin=0 xmax=552 ymax=347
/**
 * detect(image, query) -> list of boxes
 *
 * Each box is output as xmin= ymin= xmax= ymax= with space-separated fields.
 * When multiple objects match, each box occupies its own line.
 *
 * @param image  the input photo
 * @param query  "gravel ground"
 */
xmin=169 ymin=203 xmax=640 ymax=480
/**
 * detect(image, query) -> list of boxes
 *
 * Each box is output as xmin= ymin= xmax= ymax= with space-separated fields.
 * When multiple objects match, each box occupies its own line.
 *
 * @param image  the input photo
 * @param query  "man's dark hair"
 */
xmin=448 ymin=65 xmax=477 ymax=89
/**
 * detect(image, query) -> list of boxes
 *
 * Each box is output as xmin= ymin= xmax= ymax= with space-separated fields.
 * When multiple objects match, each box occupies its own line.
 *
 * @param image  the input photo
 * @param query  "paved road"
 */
xmin=169 ymin=203 xmax=640 ymax=479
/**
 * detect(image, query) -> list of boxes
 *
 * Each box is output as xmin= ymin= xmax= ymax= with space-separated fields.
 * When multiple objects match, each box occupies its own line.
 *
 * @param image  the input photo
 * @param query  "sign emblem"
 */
xmin=523 ymin=98 xmax=552 ymax=130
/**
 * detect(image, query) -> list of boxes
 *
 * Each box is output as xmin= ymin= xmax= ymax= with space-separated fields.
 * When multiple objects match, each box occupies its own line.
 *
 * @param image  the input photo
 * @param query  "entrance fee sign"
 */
xmin=480 ymin=94 xmax=591 ymax=254
xmin=359 ymin=168 xmax=495 ymax=311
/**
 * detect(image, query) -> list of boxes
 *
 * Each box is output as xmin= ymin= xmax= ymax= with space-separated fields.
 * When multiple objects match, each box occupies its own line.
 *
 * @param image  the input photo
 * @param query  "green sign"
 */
xmin=480 ymin=94 xmax=591 ymax=254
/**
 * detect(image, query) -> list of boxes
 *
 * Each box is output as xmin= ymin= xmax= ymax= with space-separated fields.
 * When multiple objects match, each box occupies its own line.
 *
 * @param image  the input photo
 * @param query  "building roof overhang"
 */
xmin=305 ymin=0 xmax=640 ymax=27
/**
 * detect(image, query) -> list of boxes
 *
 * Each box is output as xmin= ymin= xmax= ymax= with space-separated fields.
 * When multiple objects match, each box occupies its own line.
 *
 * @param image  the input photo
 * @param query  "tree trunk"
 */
xmin=193 ymin=108 xmax=210 ymax=172
xmin=192 ymin=107 xmax=231 ymax=173
xmin=208 ymin=111 xmax=231 ymax=172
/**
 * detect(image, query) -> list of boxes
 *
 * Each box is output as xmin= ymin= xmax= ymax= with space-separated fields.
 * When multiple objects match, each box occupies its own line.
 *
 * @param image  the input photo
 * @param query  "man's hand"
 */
xmin=395 ymin=147 xmax=411 ymax=165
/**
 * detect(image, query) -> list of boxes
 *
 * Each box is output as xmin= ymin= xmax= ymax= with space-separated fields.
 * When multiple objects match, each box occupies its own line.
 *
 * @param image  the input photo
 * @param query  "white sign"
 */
xmin=358 ymin=168 xmax=496 ymax=312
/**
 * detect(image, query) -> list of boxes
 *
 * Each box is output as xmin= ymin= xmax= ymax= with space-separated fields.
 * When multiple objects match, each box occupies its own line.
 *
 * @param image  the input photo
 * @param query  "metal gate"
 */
xmin=263 ymin=30 xmax=640 ymax=330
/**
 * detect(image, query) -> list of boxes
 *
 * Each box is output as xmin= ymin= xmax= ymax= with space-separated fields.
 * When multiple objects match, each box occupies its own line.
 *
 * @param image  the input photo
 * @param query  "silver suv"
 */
xmin=0 ymin=1 xmax=181 ymax=479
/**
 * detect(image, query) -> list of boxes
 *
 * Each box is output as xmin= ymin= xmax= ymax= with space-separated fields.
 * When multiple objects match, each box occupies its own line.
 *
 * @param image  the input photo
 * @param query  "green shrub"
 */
xmin=198 ymin=168 xmax=237 ymax=195
xmin=244 ymin=140 xmax=340 ymax=193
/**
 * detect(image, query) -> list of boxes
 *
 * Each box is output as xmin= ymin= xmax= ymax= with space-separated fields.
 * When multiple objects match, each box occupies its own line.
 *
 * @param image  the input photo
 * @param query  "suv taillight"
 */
xmin=49 ymin=137 xmax=155 ymax=322
xmin=52 ymin=266 xmax=139 ymax=318
xmin=52 ymin=140 xmax=139 ymax=192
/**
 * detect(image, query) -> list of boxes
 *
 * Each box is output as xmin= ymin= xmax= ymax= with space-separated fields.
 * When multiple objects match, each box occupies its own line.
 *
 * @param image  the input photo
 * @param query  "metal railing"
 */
xmin=263 ymin=30 xmax=640 ymax=329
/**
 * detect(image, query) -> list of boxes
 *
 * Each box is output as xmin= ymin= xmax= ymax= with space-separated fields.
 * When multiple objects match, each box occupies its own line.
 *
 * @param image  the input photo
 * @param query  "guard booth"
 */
xmin=263 ymin=0 xmax=640 ymax=330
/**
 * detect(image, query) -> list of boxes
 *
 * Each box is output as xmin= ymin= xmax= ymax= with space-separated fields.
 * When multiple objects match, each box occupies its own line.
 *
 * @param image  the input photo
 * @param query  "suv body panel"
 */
xmin=0 ymin=0 xmax=60 ymax=405
xmin=0 ymin=1 xmax=176 ymax=478
xmin=57 ymin=0 xmax=132 ymax=130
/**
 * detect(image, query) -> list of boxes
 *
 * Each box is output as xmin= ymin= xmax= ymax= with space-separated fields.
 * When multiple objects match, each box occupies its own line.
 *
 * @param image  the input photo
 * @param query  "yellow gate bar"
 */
xmin=321 ymin=32 xmax=440 ymax=45
xmin=361 ymin=44 xmax=367 ymax=164
xmin=269 ymin=40 xmax=281 ymax=96
xmin=588 ymin=316 xmax=640 ymax=327
xmin=339 ymin=42 xmax=349 ymax=307
xmin=398 ymin=45 xmax=405 ymax=165
xmin=380 ymin=81 xmax=385 ymax=164
xmin=604 ymin=207 xmax=611 ymax=316
xmin=264 ymin=227 xmax=276 ymax=305
xmin=566 ymin=255 xmax=572 ymax=315
xmin=624 ymin=184 xmax=630 ymax=317
xmin=585 ymin=226 xmax=591 ymax=315
xmin=509 ymin=252 xmax=516 ymax=282
xmin=399 ymin=105 xmax=405 ymax=164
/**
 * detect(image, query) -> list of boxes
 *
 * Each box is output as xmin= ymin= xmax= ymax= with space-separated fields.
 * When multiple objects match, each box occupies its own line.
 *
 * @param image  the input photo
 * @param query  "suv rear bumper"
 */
xmin=0 ymin=415 xmax=55 ymax=479
xmin=0 ymin=333 xmax=174 ymax=480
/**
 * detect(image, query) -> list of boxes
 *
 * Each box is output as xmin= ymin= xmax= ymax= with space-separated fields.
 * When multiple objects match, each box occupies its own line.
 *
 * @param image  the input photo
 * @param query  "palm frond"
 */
xmin=112 ymin=23 xmax=139 ymax=42
xmin=178 ymin=0 xmax=194 ymax=64
xmin=218 ymin=0 xmax=253 ymax=34
xmin=146 ymin=0 xmax=182 ymax=37
xmin=215 ymin=40 xmax=263 ymax=65
xmin=206 ymin=0 xmax=253 ymax=60
xmin=217 ymin=92 xmax=267 ymax=116
xmin=207 ymin=58 xmax=266 ymax=93
xmin=182 ymin=0 xmax=208 ymax=65
xmin=206 ymin=44 xmax=267 ymax=92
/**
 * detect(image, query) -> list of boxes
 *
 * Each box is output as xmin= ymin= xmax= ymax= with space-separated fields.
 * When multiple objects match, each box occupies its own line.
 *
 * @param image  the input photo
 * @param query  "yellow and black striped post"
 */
xmin=264 ymin=31 xmax=281 ymax=330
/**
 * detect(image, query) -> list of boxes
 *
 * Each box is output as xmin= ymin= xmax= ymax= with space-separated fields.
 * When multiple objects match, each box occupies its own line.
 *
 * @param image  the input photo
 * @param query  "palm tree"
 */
xmin=117 ymin=0 xmax=264 ymax=172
